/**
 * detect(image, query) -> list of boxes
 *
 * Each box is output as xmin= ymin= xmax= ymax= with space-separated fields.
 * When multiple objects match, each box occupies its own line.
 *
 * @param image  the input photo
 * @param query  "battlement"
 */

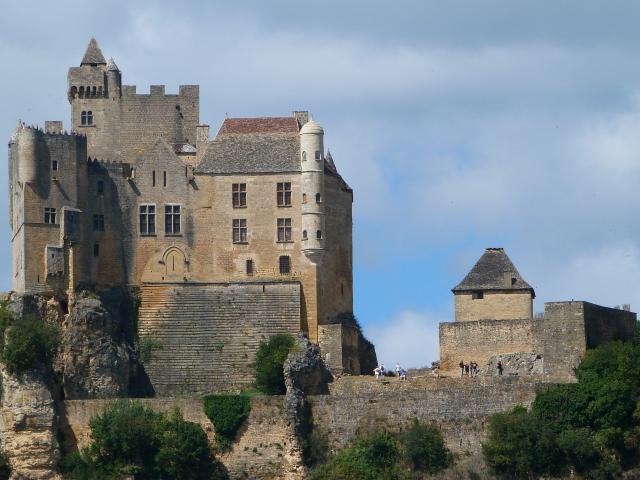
xmin=121 ymin=84 xmax=199 ymax=98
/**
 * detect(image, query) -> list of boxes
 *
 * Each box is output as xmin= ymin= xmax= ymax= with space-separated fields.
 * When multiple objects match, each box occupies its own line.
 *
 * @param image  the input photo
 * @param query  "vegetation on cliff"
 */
xmin=483 ymin=337 xmax=640 ymax=479
xmin=203 ymin=394 xmax=252 ymax=451
xmin=310 ymin=420 xmax=452 ymax=480
xmin=63 ymin=401 xmax=225 ymax=480
xmin=0 ymin=301 xmax=59 ymax=376
xmin=253 ymin=333 xmax=296 ymax=394
xmin=0 ymin=449 xmax=10 ymax=480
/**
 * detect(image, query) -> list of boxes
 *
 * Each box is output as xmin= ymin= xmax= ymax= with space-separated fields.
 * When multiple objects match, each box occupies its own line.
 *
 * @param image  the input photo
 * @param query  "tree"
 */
xmin=253 ymin=334 xmax=296 ymax=395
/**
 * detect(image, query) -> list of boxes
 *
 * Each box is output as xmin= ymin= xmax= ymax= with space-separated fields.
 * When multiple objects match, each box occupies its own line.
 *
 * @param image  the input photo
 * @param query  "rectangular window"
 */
xmin=277 ymin=182 xmax=292 ymax=207
xmin=279 ymin=256 xmax=291 ymax=274
xmin=163 ymin=171 xmax=167 ymax=187
xmin=52 ymin=160 xmax=58 ymax=171
xmin=97 ymin=180 xmax=104 ymax=194
xmin=246 ymin=259 xmax=254 ymax=275
xmin=44 ymin=208 xmax=56 ymax=224
xmin=165 ymin=204 xmax=181 ymax=235
xmin=232 ymin=219 xmax=247 ymax=243
xmin=139 ymin=204 xmax=156 ymax=235
xmin=93 ymin=243 xmax=100 ymax=257
xmin=277 ymin=218 xmax=292 ymax=242
xmin=472 ymin=291 xmax=484 ymax=300
xmin=232 ymin=183 xmax=247 ymax=208
xmin=93 ymin=214 xmax=105 ymax=231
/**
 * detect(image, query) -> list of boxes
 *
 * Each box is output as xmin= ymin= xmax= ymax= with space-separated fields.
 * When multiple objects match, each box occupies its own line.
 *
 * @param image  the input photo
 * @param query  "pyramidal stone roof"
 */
xmin=81 ymin=38 xmax=106 ymax=65
xmin=452 ymin=248 xmax=535 ymax=296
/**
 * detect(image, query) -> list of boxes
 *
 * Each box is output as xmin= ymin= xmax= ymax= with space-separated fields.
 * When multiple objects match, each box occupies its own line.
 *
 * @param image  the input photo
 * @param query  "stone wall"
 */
xmin=542 ymin=301 xmax=636 ymax=381
xmin=137 ymin=282 xmax=301 ymax=395
xmin=439 ymin=318 xmax=537 ymax=373
xmin=454 ymin=290 xmax=533 ymax=322
xmin=60 ymin=396 xmax=294 ymax=480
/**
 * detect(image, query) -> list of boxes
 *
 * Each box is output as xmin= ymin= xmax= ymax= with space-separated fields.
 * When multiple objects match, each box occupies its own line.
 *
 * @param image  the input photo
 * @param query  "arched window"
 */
xmin=301 ymin=151 xmax=307 ymax=161
xmin=315 ymin=193 xmax=321 ymax=203
xmin=302 ymin=230 xmax=307 ymax=240
xmin=316 ymin=230 xmax=322 ymax=240
xmin=81 ymin=111 xmax=88 ymax=125
xmin=98 ymin=86 xmax=103 ymax=97
xmin=302 ymin=193 xmax=307 ymax=204
xmin=315 ymin=150 xmax=321 ymax=161
xmin=70 ymin=86 xmax=78 ymax=99
xmin=79 ymin=86 xmax=85 ymax=98
xmin=92 ymin=86 xmax=97 ymax=96
xmin=87 ymin=111 xmax=93 ymax=125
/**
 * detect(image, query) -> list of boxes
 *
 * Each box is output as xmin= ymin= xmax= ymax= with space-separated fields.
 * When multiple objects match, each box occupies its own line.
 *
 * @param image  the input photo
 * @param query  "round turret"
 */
xmin=299 ymin=118 xmax=325 ymax=259
xmin=17 ymin=127 xmax=38 ymax=184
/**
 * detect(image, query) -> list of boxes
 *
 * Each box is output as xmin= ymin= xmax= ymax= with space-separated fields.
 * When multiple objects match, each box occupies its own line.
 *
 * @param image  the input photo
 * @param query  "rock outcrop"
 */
xmin=59 ymin=292 xmax=133 ymax=399
xmin=282 ymin=334 xmax=333 ymax=480
xmin=0 ymin=368 xmax=60 ymax=479
xmin=483 ymin=352 xmax=543 ymax=376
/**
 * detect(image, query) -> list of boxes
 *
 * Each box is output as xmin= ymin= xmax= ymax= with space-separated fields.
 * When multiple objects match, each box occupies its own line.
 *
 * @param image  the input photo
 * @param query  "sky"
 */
xmin=2 ymin=1 xmax=640 ymax=367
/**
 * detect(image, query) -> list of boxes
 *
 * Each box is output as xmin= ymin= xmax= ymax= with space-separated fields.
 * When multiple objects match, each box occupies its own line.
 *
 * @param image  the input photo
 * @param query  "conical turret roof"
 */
xmin=106 ymin=57 xmax=119 ymax=72
xmin=81 ymin=37 xmax=106 ymax=65
xmin=452 ymin=248 xmax=535 ymax=296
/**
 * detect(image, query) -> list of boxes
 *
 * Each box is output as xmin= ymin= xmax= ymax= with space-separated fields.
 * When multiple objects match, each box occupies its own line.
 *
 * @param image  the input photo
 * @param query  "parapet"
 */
xmin=121 ymin=84 xmax=199 ymax=98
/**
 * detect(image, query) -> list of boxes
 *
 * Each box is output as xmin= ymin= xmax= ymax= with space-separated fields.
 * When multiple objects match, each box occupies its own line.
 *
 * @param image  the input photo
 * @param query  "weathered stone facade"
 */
xmin=8 ymin=38 xmax=366 ymax=385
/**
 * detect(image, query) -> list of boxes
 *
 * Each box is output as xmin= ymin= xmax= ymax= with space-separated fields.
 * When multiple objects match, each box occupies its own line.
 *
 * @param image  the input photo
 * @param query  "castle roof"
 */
xmin=81 ymin=38 xmax=106 ymax=65
xmin=106 ymin=57 xmax=119 ymax=72
xmin=452 ymin=248 xmax=535 ymax=296
xmin=195 ymin=117 xmax=301 ymax=174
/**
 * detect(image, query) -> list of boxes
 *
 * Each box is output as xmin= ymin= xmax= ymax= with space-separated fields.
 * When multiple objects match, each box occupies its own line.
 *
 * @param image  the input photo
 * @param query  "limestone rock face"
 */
xmin=284 ymin=335 xmax=333 ymax=397
xmin=0 ymin=368 xmax=60 ymax=479
xmin=60 ymin=292 xmax=132 ymax=399
xmin=483 ymin=352 xmax=543 ymax=376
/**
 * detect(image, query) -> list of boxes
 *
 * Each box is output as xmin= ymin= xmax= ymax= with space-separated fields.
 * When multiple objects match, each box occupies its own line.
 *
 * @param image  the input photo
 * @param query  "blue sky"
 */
xmin=2 ymin=1 xmax=640 ymax=367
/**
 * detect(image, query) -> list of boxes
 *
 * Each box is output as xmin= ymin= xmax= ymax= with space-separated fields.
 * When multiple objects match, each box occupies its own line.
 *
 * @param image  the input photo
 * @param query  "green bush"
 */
xmin=483 ymin=339 xmax=640 ymax=479
xmin=310 ymin=431 xmax=401 ymax=480
xmin=0 ymin=449 xmax=10 ymax=480
xmin=63 ymin=401 xmax=221 ymax=480
xmin=203 ymin=394 xmax=251 ymax=451
xmin=310 ymin=421 xmax=451 ymax=480
xmin=400 ymin=419 xmax=452 ymax=474
xmin=2 ymin=315 xmax=59 ymax=375
xmin=253 ymin=333 xmax=296 ymax=395
xmin=137 ymin=337 xmax=163 ymax=364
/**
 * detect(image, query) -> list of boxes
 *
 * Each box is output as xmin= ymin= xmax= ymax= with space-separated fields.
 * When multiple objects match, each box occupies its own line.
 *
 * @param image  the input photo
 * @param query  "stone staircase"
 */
xmin=138 ymin=282 xmax=301 ymax=395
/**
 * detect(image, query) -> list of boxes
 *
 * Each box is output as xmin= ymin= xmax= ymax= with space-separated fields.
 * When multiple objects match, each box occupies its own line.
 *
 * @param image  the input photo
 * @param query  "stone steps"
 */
xmin=138 ymin=283 xmax=301 ymax=395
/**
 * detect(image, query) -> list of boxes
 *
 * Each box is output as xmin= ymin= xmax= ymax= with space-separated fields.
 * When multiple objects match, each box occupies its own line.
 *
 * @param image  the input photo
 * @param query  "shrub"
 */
xmin=310 ymin=431 xmax=401 ymax=480
xmin=2 ymin=315 xmax=59 ymax=375
xmin=63 ymin=401 xmax=220 ymax=480
xmin=0 ymin=449 xmax=10 ymax=480
xmin=137 ymin=337 xmax=163 ymax=364
xmin=203 ymin=394 xmax=251 ymax=451
xmin=400 ymin=419 xmax=452 ymax=474
xmin=253 ymin=333 xmax=296 ymax=395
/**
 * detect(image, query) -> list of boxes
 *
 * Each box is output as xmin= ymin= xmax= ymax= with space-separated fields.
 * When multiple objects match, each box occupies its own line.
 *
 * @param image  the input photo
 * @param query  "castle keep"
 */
xmin=8 ymin=39 xmax=366 ymax=393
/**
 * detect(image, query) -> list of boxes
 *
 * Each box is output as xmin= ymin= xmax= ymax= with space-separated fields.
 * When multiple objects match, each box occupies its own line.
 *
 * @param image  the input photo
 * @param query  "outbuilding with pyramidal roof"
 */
xmin=452 ymin=247 xmax=535 ymax=322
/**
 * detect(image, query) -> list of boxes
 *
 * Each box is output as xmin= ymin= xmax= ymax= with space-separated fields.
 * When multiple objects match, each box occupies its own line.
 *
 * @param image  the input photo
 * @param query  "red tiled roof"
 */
xmin=217 ymin=117 xmax=299 ymax=135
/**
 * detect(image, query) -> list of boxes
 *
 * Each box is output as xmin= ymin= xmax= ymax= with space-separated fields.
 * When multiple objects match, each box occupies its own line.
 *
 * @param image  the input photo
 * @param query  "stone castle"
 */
xmin=8 ymin=38 xmax=371 ymax=394
xmin=3 ymin=39 xmax=639 ymax=479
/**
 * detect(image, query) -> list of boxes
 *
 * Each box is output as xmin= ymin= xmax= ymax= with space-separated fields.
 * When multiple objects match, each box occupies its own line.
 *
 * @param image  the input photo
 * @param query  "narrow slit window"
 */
xmin=315 ymin=150 xmax=321 ymax=160
xmin=163 ymin=171 xmax=167 ymax=187
xmin=97 ymin=180 xmax=104 ymax=194
xmin=302 ymin=230 xmax=308 ymax=240
xmin=52 ymin=160 xmax=58 ymax=171
xmin=316 ymin=193 xmax=322 ymax=203
xmin=93 ymin=243 xmax=100 ymax=257
xmin=316 ymin=230 xmax=322 ymax=240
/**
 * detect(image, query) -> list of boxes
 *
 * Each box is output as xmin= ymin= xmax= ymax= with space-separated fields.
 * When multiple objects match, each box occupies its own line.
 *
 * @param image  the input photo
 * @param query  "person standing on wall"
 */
xmin=497 ymin=361 xmax=504 ymax=376
xmin=459 ymin=360 xmax=464 ymax=378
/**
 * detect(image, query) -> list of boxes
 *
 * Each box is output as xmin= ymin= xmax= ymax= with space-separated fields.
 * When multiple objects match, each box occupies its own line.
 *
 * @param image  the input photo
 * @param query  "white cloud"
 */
xmin=364 ymin=311 xmax=441 ymax=369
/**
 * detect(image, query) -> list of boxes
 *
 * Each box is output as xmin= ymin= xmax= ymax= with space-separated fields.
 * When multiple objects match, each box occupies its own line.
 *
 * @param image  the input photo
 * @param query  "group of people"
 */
xmin=459 ymin=360 xmax=504 ymax=377
xmin=458 ymin=360 xmax=480 ymax=378
xmin=373 ymin=363 xmax=407 ymax=380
